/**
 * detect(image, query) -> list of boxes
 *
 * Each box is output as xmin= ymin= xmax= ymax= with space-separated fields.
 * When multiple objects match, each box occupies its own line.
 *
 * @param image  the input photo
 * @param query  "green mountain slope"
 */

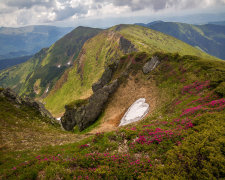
xmin=1 ymin=52 xmax=224 ymax=179
xmin=0 ymin=27 xmax=102 ymax=98
xmin=138 ymin=21 xmax=225 ymax=59
xmin=0 ymin=25 xmax=73 ymax=59
xmin=44 ymin=24 xmax=217 ymax=115
xmin=0 ymin=87 xmax=86 ymax=153
xmin=0 ymin=49 xmax=47 ymax=93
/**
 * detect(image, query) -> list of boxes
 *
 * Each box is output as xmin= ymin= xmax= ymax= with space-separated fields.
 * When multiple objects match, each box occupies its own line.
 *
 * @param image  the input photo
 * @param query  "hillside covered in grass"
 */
xmin=0 ymin=27 xmax=102 ymax=99
xmin=138 ymin=21 xmax=225 ymax=59
xmin=44 ymin=24 xmax=217 ymax=116
xmin=0 ymin=88 xmax=87 ymax=152
xmin=1 ymin=52 xmax=224 ymax=179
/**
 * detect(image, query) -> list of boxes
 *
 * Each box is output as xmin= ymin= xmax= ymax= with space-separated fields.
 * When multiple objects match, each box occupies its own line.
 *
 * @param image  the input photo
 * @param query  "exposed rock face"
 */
xmin=119 ymin=98 xmax=149 ymax=126
xmin=22 ymin=97 xmax=53 ymax=120
xmin=0 ymin=87 xmax=22 ymax=104
xmin=60 ymin=107 xmax=77 ymax=131
xmin=0 ymin=88 xmax=54 ymax=121
xmin=61 ymin=79 xmax=119 ymax=131
xmin=142 ymin=56 xmax=160 ymax=74
xmin=92 ymin=62 xmax=118 ymax=93
xmin=119 ymin=36 xmax=137 ymax=54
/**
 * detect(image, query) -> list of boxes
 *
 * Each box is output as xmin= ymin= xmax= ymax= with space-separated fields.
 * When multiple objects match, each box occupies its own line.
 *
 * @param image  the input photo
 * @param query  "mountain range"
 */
xmin=208 ymin=20 xmax=225 ymax=26
xmin=0 ymin=25 xmax=73 ymax=60
xmin=0 ymin=22 xmax=225 ymax=179
xmin=0 ymin=24 xmax=217 ymax=116
xmin=136 ymin=21 xmax=225 ymax=60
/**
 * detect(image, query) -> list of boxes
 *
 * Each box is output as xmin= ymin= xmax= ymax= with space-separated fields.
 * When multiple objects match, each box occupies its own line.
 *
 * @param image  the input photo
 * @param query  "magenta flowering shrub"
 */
xmin=133 ymin=119 xmax=192 ymax=148
xmin=181 ymin=98 xmax=225 ymax=117
xmin=135 ymin=128 xmax=181 ymax=145
xmin=130 ymin=127 xmax=137 ymax=131
xmin=189 ymin=93 xmax=218 ymax=105
xmin=74 ymin=152 xmax=153 ymax=178
xmin=80 ymin=144 xmax=90 ymax=149
xmin=12 ymin=152 xmax=153 ymax=179
xmin=129 ymin=80 xmax=224 ymax=154
xmin=205 ymin=98 xmax=225 ymax=107
xmin=92 ymin=132 xmax=104 ymax=143
xmin=182 ymin=81 xmax=210 ymax=95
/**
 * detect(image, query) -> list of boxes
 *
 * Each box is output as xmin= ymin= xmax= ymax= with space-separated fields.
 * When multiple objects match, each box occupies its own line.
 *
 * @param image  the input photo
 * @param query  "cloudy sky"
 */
xmin=0 ymin=0 xmax=225 ymax=27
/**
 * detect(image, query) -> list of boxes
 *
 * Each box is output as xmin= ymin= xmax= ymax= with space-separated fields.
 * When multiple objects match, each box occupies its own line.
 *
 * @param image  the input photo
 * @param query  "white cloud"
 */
xmin=0 ymin=0 xmax=224 ymax=26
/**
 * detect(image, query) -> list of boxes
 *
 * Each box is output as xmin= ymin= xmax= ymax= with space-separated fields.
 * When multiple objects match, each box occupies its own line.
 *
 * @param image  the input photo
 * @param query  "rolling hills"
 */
xmin=137 ymin=21 xmax=225 ymax=60
xmin=0 ymin=25 xmax=73 ymax=60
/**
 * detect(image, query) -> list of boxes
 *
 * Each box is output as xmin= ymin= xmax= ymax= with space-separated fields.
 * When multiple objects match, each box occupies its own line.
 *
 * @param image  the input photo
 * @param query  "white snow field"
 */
xmin=119 ymin=98 xmax=149 ymax=126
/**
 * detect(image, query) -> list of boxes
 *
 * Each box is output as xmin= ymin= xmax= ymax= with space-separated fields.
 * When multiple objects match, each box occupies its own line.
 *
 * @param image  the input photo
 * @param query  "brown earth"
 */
xmin=90 ymin=73 xmax=158 ymax=133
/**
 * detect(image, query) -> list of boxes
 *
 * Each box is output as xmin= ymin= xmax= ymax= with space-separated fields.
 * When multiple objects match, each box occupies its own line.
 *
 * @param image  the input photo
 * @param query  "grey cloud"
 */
xmin=3 ymin=0 xmax=55 ymax=9
xmin=0 ymin=6 xmax=16 ymax=14
xmin=0 ymin=0 xmax=89 ymax=22
xmin=0 ymin=0 xmax=225 ymax=27
xmin=94 ymin=0 xmax=225 ymax=11
xmin=94 ymin=0 xmax=176 ymax=11
xmin=112 ymin=0 xmax=170 ymax=11
xmin=54 ymin=5 xmax=88 ymax=21
xmin=91 ymin=4 xmax=102 ymax=10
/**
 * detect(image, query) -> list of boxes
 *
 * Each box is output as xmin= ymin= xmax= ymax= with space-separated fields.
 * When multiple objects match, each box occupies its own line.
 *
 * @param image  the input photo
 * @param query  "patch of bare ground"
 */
xmin=90 ymin=73 xmax=159 ymax=134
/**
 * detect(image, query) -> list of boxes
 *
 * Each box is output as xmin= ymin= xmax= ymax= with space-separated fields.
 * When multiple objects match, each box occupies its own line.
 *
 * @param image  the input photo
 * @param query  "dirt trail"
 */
xmin=90 ymin=74 xmax=158 ymax=134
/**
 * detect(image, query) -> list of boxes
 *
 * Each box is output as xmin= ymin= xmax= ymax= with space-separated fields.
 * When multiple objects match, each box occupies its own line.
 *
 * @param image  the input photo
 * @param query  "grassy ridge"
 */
xmin=20 ymin=27 xmax=102 ymax=98
xmin=1 ymin=52 xmax=224 ymax=179
xmin=45 ymin=24 xmax=218 ymax=115
xmin=139 ymin=21 xmax=225 ymax=59
xmin=0 ymin=49 xmax=47 ymax=93
xmin=44 ymin=30 xmax=124 ymax=115
xmin=0 ymin=27 xmax=102 ymax=99
xmin=118 ymin=25 xmax=216 ymax=59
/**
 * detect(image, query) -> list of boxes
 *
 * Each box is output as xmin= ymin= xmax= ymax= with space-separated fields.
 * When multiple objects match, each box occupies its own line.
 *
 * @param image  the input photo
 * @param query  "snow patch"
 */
xmin=67 ymin=61 xmax=71 ymax=65
xmin=119 ymin=98 xmax=149 ymax=126
xmin=57 ymin=64 xmax=61 ymax=68
xmin=56 ymin=117 xmax=61 ymax=121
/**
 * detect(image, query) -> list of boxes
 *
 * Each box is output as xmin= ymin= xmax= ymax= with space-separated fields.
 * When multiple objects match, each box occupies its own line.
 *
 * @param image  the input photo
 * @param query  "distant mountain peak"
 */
xmin=147 ymin=20 xmax=164 ymax=25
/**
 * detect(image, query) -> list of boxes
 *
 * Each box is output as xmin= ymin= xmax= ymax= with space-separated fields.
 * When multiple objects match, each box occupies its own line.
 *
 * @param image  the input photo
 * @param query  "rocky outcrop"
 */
xmin=0 ymin=88 xmax=54 ymax=121
xmin=61 ymin=79 xmax=119 ymax=131
xmin=142 ymin=56 xmax=160 ymax=74
xmin=119 ymin=37 xmax=137 ymax=54
xmin=60 ymin=106 xmax=77 ymax=131
xmin=92 ymin=62 xmax=118 ymax=93
xmin=0 ymin=87 xmax=22 ymax=104
xmin=22 ymin=97 xmax=53 ymax=120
